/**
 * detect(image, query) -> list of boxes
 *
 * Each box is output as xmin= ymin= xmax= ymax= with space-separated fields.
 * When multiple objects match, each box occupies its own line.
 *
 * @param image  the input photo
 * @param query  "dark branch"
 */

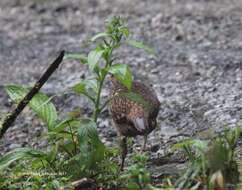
xmin=0 ymin=51 xmax=65 ymax=139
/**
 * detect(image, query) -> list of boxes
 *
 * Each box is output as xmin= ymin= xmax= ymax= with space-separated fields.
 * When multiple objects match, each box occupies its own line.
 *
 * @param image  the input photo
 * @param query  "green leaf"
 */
xmin=78 ymin=119 xmax=98 ymax=144
xmin=73 ymin=78 xmax=98 ymax=94
xmin=48 ymin=143 xmax=58 ymax=163
xmin=88 ymin=49 xmax=104 ymax=71
xmin=91 ymin=32 xmax=111 ymax=42
xmin=0 ymin=148 xmax=47 ymax=170
xmin=120 ymin=26 xmax=130 ymax=37
xmin=72 ymin=81 xmax=96 ymax=103
xmin=172 ymin=139 xmax=208 ymax=152
xmin=72 ymin=83 xmax=86 ymax=94
xmin=64 ymin=53 xmax=87 ymax=64
xmin=126 ymin=40 xmax=156 ymax=55
xmin=53 ymin=118 xmax=80 ymax=133
xmin=5 ymin=84 xmax=58 ymax=128
xmin=85 ymin=78 xmax=98 ymax=93
xmin=108 ymin=64 xmax=133 ymax=89
xmin=77 ymin=119 xmax=105 ymax=169
xmin=127 ymin=182 xmax=140 ymax=190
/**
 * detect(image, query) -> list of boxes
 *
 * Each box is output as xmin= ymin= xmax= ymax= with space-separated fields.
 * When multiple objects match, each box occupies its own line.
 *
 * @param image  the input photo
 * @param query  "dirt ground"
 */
xmin=0 ymin=0 xmax=242 ymax=177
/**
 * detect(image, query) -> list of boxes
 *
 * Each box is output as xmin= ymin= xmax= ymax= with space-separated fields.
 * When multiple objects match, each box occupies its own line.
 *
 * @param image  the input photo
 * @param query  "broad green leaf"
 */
xmin=5 ymin=84 xmax=57 ymax=128
xmin=108 ymin=64 xmax=127 ymax=75
xmin=108 ymin=64 xmax=133 ymax=89
xmin=64 ymin=53 xmax=87 ymax=64
xmin=126 ymin=40 xmax=156 ymax=55
xmin=77 ymin=119 xmax=98 ymax=143
xmin=87 ymin=49 xmax=104 ymax=71
xmin=73 ymin=78 xmax=98 ymax=94
xmin=127 ymin=182 xmax=140 ymax=190
xmin=85 ymin=78 xmax=98 ymax=93
xmin=77 ymin=119 xmax=105 ymax=169
xmin=52 ymin=118 xmax=80 ymax=133
xmin=72 ymin=80 xmax=96 ymax=102
xmin=72 ymin=83 xmax=86 ymax=94
xmin=48 ymin=143 xmax=58 ymax=163
xmin=0 ymin=148 xmax=47 ymax=170
xmin=91 ymin=32 xmax=111 ymax=42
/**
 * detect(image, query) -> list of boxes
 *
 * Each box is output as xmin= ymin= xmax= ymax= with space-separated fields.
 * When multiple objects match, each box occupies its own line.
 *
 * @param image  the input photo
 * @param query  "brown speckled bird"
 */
xmin=108 ymin=76 xmax=160 ymax=169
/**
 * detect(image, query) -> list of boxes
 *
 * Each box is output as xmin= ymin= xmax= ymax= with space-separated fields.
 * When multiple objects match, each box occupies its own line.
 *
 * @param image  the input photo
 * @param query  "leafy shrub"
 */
xmin=173 ymin=127 xmax=242 ymax=190
xmin=0 ymin=16 xmax=154 ymax=189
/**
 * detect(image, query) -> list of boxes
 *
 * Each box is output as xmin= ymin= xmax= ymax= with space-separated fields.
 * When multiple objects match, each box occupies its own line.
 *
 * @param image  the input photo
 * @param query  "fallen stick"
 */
xmin=0 ymin=50 xmax=65 ymax=139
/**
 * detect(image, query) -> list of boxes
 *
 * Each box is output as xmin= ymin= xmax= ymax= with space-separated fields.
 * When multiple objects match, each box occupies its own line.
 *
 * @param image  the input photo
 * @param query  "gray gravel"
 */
xmin=0 ymin=0 xmax=242 ymax=177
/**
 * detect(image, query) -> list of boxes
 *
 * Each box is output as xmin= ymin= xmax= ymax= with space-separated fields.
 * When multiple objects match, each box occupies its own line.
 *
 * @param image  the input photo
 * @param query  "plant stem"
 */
xmin=93 ymin=76 xmax=105 ymax=122
xmin=93 ymin=52 xmax=112 ymax=122
xmin=68 ymin=121 xmax=77 ymax=154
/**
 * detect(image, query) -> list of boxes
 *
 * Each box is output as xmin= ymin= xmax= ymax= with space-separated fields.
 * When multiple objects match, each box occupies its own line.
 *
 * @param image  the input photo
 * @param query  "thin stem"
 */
xmin=68 ymin=121 xmax=77 ymax=154
xmin=93 ymin=49 xmax=113 ymax=122
xmin=93 ymin=76 xmax=105 ymax=122
xmin=93 ymin=40 xmax=115 ymax=122
xmin=41 ymin=159 xmax=46 ymax=168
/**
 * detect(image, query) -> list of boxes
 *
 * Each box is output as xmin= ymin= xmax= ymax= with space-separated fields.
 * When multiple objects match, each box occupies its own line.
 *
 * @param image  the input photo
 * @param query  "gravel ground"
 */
xmin=0 ymin=0 xmax=242 ymax=177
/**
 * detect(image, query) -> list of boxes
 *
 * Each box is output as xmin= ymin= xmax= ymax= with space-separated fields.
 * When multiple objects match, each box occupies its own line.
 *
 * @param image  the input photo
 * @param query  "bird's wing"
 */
xmin=127 ymin=105 xmax=149 ymax=133
xmin=130 ymin=117 xmax=148 ymax=132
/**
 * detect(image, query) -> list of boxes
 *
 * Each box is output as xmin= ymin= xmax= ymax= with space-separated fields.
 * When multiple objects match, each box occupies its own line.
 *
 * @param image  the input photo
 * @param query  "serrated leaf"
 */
xmin=108 ymin=64 xmax=133 ymax=89
xmin=91 ymin=32 xmax=111 ymax=42
xmin=127 ymin=40 xmax=156 ymax=55
xmin=5 ymin=84 xmax=57 ymax=128
xmin=0 ymin=148 xmax=47 ymax=170
xmin=64 ymin=53 xmax=87 ymax=64
xmin=88 ymin=49 xmax=104 ymax=71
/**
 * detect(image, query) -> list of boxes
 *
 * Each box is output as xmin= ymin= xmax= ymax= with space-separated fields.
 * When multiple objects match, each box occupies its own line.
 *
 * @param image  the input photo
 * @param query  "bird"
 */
xmin=108 ymin=75 xmax=160 ymax=170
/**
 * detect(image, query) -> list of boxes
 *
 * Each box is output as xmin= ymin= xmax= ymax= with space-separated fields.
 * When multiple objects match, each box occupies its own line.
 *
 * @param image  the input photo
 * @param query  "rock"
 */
xmin=8 ymin=143 xmax=21 ymax=150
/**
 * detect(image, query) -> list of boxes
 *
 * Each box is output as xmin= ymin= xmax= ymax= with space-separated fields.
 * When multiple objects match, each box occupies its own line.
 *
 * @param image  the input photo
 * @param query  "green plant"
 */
xmin=0 ymin=16 xmax=155 ymax=189
xmin=121 ymin=153 xmax=171 ymax=190
xmin=173 ymin=127 xmax=242 ymax=190
xmin=65 ymin=16 xmax=155 ymax=122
